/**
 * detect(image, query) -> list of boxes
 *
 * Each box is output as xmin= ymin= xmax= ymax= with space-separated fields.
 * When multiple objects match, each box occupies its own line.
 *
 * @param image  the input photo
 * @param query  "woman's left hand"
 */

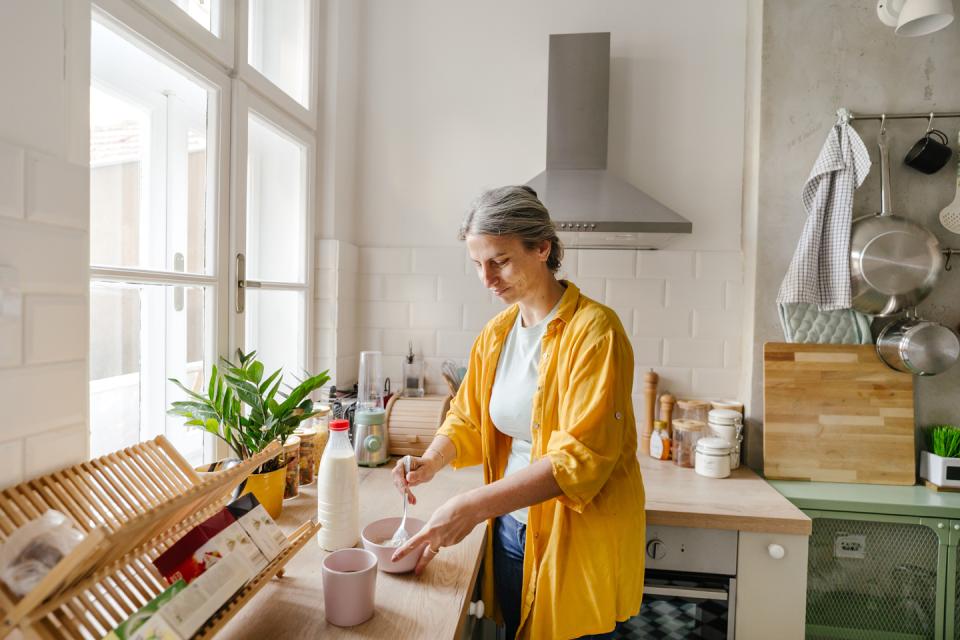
xmin=391 ymin=494 xmax=482 ymax=575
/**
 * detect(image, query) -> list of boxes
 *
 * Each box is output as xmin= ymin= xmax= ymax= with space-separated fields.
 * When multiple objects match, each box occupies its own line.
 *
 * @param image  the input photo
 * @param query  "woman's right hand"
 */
xmin=392 ymin=454 xmax=439 ymax=506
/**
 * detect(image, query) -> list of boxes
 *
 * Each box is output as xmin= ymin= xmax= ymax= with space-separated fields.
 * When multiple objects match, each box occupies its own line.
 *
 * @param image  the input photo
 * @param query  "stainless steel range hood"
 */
xmin=526 ymin=33 xmax=692 ymax=250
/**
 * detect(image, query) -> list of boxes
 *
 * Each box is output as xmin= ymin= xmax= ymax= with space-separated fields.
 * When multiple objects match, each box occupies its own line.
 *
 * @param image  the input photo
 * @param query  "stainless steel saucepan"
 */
xmin=850 ymin=126 xmax=943 ymax=316
xmin=876 ymin=309 xmax=960 ymax=376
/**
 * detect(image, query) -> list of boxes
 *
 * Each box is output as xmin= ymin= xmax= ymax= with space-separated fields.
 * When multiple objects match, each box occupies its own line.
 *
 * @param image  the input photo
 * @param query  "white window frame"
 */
xmin=90 ymin=3 xmax=232 ymax=461
xmin=124 ymin=0 xmax=236 ymax=69
xmin=234 ymin=0 xmax=320 ymax=130
xmin=229 ymin=82 xmax=316 ymax=374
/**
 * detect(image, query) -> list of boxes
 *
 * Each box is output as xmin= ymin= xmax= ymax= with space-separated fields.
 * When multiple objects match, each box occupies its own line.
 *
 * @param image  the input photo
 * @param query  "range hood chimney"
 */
xmin=526 ymin=33 xmax=692 ymax=249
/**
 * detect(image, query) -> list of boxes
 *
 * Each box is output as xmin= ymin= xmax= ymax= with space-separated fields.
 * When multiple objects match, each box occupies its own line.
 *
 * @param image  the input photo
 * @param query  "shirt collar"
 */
xmin=490 ymin=280 xmax=581 ymax=339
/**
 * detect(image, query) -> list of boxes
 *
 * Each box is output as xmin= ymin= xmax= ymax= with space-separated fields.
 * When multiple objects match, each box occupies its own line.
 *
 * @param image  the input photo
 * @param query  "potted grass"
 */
xmin=920 ymin=425 xmax=960 ymax=490
xmin=168 ymin=350 xmax=330 ymax=517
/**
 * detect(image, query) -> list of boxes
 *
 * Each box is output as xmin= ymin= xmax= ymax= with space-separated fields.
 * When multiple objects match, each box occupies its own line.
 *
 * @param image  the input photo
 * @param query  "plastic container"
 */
xmin=358 ymin=351 xmax=384 ymax=412
xmin=708 ymin=409 xmax=743 ymax=470
xmin=316 ymin=419 xmax=360 ymax=551
xmin=695 ymin=437 xmax=732 ymax=479
xmin=649 ymin=420 xmax=671 ymax=461
xmin=672 ymin=419 xmax=705 ymax=468
xmin=675 ymin=400 xmax=711 ymax=425
xmin=282 ymin=435 xmax=301 ymax=499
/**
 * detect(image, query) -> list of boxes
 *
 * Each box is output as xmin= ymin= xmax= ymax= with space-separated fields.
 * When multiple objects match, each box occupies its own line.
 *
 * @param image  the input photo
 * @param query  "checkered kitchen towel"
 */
xmin=777 ymin=118 xmax=871 ymax=311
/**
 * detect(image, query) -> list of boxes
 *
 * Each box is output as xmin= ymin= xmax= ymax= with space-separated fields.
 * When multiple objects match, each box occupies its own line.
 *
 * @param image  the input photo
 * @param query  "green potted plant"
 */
xmin=920 ymin=425 xmax=960 ymax=490
xmin=168 ymin=350 xmax=330 ymax=517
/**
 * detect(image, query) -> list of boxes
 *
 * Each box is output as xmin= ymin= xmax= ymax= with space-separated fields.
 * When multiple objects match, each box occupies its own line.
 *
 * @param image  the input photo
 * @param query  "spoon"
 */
xmin=389 ymin=456 xmax=411 ymax=547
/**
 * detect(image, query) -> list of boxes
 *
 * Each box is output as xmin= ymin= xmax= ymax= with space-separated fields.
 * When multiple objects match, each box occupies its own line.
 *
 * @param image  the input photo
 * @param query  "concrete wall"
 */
xmin=0 ymin=0 xmax=91 ymax=484
xmin=747 ymin=0 xmax=960 ymax=469
xmin=326 ymin=0 xmax=752 ymax=406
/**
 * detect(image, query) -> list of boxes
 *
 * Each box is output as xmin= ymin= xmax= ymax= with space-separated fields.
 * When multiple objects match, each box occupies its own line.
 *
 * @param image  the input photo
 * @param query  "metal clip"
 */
xmin=925 ymin=112 xmax=935 ymax=135
xmin=880 ymin=114 xmax=887 ymax=136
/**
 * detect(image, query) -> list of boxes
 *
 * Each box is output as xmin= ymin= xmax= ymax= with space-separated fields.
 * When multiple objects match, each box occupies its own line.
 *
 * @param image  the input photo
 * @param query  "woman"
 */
xmin=391 ymin=185 xmax=645 ymax=640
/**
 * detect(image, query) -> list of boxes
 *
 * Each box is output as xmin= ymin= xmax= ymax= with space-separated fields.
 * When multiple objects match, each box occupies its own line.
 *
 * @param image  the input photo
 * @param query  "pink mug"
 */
xmin=322 ymin=548 xmax=378 ymax=626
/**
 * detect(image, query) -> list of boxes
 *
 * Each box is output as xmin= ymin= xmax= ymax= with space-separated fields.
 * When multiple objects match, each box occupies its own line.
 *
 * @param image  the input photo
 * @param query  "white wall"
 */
xmin=0 ymin=0 xmax=91 ymax=485
xmin=322 ymin=0 xmax=750 ymax=407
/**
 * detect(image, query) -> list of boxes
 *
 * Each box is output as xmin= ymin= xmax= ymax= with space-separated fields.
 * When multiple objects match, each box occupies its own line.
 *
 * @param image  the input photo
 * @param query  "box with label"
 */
xmin=226 ymin=494 xmax=289 ymax=561
xmin=104 ymin=580 xmax=186 ymax=640
xmin=157 ymin=552 xmax=251 ymax=638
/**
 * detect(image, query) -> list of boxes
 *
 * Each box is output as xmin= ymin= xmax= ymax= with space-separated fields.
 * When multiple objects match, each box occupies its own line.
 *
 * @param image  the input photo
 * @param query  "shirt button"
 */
xmin=533 ymin=422 xmax=539 ymax=430
xmin=615 ymin=411 xmax=623 ymax=420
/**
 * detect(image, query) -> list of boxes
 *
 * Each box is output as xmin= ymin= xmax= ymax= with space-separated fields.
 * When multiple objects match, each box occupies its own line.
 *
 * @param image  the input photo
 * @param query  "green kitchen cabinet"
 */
xmin=771 ymin=481 xmax=960 ymax=640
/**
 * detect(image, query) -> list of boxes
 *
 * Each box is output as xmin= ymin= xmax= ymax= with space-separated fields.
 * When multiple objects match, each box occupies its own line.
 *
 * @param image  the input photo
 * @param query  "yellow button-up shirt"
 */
xmin=437 ymin=281 xmax=645 ymax=640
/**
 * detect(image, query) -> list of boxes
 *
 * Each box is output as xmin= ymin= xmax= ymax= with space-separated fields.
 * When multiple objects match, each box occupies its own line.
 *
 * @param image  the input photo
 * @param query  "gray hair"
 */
xmin=458 ymin=185 xmax=564 ymax=272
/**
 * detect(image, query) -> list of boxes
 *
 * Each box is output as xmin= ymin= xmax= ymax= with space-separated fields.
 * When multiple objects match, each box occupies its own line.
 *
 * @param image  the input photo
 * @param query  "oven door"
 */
xmin=618 ymin=570 xmax=737 ymax=639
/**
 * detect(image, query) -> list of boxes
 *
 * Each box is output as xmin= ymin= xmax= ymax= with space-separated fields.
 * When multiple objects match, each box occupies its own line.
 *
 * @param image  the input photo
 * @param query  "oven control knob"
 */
xmin=768 ymin=543 xmax=786 ymax=560
xmin=646 ymin=539 xmax=666 ymax=561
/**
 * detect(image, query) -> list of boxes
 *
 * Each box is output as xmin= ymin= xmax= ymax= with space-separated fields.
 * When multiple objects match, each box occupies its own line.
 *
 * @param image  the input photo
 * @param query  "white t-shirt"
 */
xmin=489 ymin=300 xmax=561 ymax=524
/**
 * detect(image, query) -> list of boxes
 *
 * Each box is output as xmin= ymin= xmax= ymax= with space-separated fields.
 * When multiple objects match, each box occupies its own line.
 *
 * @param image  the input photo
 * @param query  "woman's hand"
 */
xmin=391 ymin=494 xmax=482 ymax=575
xmin=391 ymin=454 xmax=440 ymax=506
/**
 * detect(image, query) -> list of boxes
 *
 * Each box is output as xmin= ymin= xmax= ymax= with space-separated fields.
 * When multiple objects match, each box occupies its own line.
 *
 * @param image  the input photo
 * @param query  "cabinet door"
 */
xmin=948 ymin=520 xmax=960 ymax=640
xmin=735 ymin=531 xmax=809 ymax=639
xmin=803 ymin=510 xmax=948 ymax=640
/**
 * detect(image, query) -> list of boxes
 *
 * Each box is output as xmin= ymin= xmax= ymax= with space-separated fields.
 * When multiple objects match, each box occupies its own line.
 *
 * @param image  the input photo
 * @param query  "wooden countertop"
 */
xmin=217 ymin=455 xmax=809 ymax=639
xmin=640 ymin=456 xmax=813 ymax=536
xmin=215 ymin=461 xmax=486 ymax=640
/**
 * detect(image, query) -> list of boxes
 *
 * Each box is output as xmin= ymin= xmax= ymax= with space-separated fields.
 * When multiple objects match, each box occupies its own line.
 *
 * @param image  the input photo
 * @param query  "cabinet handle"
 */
xmin=469 ymin=600 xmax=484 ymax=618
xmin=954 ymin=524 xmax=959 ymax=531
xmin=768 ymin=543 xmax=786 ymax=560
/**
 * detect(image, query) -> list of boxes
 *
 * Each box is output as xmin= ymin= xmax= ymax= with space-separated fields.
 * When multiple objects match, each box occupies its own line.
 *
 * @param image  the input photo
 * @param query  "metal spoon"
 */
xmin=389 ymin=456 xmax=411 ymax=547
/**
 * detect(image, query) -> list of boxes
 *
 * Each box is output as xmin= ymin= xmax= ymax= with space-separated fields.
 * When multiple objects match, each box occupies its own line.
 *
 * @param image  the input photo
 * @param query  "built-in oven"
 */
xmin=616 ymin=525 xmax=738 ymax=639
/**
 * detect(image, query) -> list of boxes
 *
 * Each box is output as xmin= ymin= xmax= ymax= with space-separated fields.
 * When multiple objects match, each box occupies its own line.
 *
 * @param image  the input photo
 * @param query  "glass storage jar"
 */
xmin=672 ymin=419 xmax=705 ymax=468
xmin=675 ymin=400 xmax=711 ymax=425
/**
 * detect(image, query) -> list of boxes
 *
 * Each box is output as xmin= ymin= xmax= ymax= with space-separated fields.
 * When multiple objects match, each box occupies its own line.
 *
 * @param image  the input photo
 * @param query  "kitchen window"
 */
xmin=246 ymin=0 xmax=313 ymax=108
xmin=89 ymin=15 xmax=224 ymax=465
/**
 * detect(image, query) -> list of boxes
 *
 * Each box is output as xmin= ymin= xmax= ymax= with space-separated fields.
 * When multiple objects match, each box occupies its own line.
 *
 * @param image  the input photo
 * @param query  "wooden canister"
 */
xmin=282 ymin=435 xmax=301 ymax=499
xmin=294 ymin=427 xmax=318 ymax=485
xmin=385 ymin=394 xmax=452 ymax=457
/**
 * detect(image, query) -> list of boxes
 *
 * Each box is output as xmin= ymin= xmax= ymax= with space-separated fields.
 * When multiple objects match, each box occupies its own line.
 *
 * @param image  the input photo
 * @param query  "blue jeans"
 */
xmin=493 ymin=515 xmax=624 ymax=640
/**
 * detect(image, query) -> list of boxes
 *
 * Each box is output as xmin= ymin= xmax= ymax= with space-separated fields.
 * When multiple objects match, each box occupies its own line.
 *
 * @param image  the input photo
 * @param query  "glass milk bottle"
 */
xmin=316 ymin=419 xmax=360 ymax=550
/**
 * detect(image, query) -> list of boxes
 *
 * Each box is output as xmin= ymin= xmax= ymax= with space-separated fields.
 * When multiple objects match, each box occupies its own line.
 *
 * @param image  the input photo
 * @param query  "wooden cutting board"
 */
xmin=763 ymin=342 xmax=916 ymax=485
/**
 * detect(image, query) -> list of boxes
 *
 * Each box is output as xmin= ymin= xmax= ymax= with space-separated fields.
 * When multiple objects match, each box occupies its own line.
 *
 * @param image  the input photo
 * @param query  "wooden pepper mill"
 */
xmin=641 ymin=370 xmax=658 ymax=455
xmin=659 ymin=393 xmax=676 ymax=438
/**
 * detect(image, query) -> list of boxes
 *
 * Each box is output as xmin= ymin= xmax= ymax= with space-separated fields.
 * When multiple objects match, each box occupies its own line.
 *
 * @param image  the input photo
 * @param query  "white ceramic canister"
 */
xmin=695 ymin=437 xmax=732 ymax=479
xmin=707 ymin=409 xmax=742 ymax=470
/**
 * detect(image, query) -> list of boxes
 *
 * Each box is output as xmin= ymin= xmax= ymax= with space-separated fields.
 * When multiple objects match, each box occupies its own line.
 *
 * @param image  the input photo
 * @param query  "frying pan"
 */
xmin=876 ymin=309 xmax=960 ymax=376
xmin=850 ymin=126 xmax=943 ymax=316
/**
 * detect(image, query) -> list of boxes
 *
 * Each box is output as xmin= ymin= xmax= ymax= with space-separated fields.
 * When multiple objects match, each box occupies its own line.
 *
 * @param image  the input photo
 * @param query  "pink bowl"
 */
xmin=361 ymin=517 xmax=427 ymax=573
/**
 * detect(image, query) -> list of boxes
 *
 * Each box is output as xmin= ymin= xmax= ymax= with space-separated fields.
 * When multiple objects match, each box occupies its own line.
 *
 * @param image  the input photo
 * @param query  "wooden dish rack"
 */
xmin=0 ymin=436 xmax=320 ymax=639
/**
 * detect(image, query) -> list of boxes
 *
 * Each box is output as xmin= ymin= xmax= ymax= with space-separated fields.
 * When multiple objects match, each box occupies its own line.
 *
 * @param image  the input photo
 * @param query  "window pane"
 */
xmin=248 ymin=0 xmax=311 ymax=106
xmin=244 ymin=289 xmax=305 ymax=379
xmin=90 ymin=281 xmax=210 ymax=465
xmin=246 ymin=114 xmax=307 ymax=283
xmin=91 ymin=21 xmax=214 ymax=275
xmin=169 ymin=0 xmax=220 ymax=35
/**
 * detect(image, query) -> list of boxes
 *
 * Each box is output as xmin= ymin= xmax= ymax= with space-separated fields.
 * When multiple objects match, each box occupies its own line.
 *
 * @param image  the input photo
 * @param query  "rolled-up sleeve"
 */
xmin=436 ymin=332 xmax=485 ymax=468
xmin=548 ymin=331 xmax=632 ymax=512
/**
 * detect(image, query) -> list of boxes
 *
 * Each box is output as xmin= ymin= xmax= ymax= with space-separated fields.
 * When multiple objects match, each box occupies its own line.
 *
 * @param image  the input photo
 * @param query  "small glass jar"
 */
xmin=695 ymin=437 xmax=732 ymax=479
xmin=672 ymin=419 xmax=705 ymax=468
xmin=675 ymin=400 xmax=711 ymax=424
xmin=282 ymin=435 xmax=301 ymax=499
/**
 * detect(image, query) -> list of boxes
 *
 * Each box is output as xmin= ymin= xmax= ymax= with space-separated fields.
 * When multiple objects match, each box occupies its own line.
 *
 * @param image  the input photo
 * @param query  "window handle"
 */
xmin=236 ymin=253 xmax=261 ymax=313
xmin=174 ymin=252 xmax=185 ymax=312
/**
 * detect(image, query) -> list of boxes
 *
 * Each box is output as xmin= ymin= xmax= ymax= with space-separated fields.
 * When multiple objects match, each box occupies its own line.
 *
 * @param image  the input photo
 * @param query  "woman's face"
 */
xmin=466 ymin=233 xmax=552 ymax=305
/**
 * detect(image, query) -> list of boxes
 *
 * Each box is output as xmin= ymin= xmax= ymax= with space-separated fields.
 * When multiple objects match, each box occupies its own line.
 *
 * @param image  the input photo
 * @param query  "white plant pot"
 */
xmin=919 ymin=450 xmax=960 ymax=488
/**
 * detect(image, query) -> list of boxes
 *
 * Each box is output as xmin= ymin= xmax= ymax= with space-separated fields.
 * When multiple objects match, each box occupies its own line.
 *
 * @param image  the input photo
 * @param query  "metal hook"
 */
xmin=945 ymin=249 xmax=954 ymax=272
xmin=926 ymin=112 xmax=935 ymax=134
xmin=880 ymin=114 xmax=887 ymax=136
xmin=836 ymin=108 xmax=852 ymax=125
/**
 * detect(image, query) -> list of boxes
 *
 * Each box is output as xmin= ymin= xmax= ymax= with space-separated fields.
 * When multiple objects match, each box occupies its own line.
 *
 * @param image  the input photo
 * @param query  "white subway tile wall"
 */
xmin=329 ymin=247 xmax=744 ymax=409
xmin=0 ymin=144 xmax=89 ymax=484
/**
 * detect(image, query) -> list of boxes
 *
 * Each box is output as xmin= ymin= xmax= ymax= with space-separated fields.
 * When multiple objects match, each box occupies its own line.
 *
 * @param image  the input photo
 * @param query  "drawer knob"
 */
xmin=469 ymin=600 xmax=484 ymax=618
xmin=954 ymin=524 xmax=960 ymax=531
xmin=767 ymin=543 xmax=785 ymax=560
xmin=938 ymin=522 xmax=945 ymax=529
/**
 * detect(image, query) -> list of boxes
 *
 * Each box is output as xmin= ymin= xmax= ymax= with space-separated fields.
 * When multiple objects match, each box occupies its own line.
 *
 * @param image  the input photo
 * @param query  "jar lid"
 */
xmin=710 ymin=399 xmax=743 ymax=412
xmin=314 ymin=403 xmax=332 ymax=416
xmin=329 ymin=419 xmax=350 ymax=431
xmin=672 ymin=419 xmax=706 ymax=432
xmin=282 ymin=435 xmax=301 ymax=451
xmin=677 ymin=399 xmax=711 ymax=410
xmin=708 ymin=409 xmax=742 ymax=426
xmin=354 ymin=408 xmax=386 ymax=425
xmin=294 ymin=426 xmax=317 ymax=437
xmin=696 ymin=437 xmax=731 ymax=454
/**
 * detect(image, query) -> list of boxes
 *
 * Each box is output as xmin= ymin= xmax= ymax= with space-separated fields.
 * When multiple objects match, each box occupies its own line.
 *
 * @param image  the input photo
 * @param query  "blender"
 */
xmin=354 ymin=351 xmax=389 ymax=466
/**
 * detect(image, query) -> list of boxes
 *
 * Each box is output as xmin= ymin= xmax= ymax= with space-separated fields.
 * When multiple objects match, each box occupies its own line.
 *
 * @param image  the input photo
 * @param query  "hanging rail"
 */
xmin=839 ymin=108 xmax=960 ymax=122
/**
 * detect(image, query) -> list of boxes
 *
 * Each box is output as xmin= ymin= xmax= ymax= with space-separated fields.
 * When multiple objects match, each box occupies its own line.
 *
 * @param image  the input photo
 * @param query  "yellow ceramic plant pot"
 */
xmin=240 ymin=466 xmax=286 ymax=519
